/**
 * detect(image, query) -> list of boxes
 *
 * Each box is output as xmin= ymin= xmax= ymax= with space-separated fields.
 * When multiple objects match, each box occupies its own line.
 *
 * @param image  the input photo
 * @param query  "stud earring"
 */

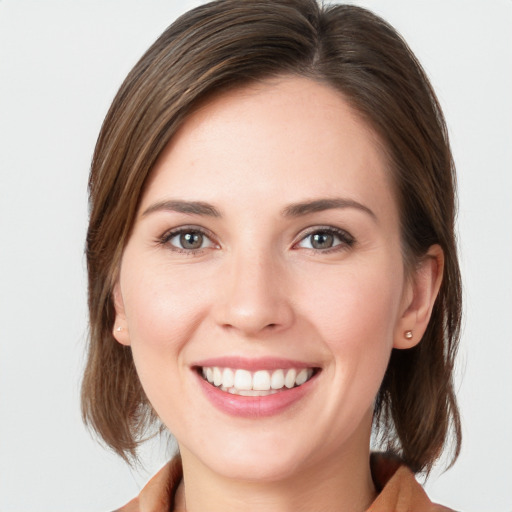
xmin=404 ymin=330 xmax=413 ymax=340
xmin=116 ymin=326 xmax=122 ymax=332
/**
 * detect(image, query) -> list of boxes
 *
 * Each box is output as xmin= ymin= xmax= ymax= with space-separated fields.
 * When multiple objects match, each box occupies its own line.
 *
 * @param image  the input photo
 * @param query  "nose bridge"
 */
xmin=215 ymin=243 xmax=293 ymax=335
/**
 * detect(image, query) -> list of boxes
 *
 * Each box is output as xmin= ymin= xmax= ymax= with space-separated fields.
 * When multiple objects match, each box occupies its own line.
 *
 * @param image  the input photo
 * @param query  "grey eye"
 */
xmin=299 ymin=231 xmax=338 ymax=250
xmin=180 ymin=232 xmax=204 ymax=249
xmin=297 ymin=228 xmax=354 ymax=251
xmin=309 ymin=232 xmax=334 ymax=249
xmin=167 ymin=230 xmax=214 ymax=250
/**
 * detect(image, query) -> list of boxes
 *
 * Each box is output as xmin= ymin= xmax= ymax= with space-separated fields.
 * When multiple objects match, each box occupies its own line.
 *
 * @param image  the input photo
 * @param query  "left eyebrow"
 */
xmin=281 ymin=198 xmax=376 ymax=220
xmin=141 ymin=200 xmax=222 ymax=218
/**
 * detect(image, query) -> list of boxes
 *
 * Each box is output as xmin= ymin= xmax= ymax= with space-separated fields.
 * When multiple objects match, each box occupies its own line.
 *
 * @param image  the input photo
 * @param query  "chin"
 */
xmin=209 ymin=448 xmax=310 ymax=483
xmin=186 ymin=423 xmax=323 ymax=483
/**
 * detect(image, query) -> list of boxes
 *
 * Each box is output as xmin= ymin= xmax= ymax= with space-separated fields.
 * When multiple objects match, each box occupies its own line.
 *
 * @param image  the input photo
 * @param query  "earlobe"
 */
xmin=394 ymin=245 xmax=444 ymax=349
xmin=112 ymin=282 xmax=131 ymax=346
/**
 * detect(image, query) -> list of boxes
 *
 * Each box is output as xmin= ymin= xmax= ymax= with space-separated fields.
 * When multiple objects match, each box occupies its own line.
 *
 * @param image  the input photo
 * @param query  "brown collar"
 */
xmin=116 ymin=453 xmax=452 ymax=512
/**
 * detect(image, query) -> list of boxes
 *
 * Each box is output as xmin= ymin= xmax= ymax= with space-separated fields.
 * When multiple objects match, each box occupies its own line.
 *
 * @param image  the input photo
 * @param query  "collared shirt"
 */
xmin=115 ymin=454 xmax=454 ymax=512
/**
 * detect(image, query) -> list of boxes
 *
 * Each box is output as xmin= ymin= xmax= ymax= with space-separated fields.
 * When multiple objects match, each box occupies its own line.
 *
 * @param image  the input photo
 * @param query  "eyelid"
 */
xmin=158 ymin=225 xmax=219 ymax=253
xmin=157 ymin=224 xmax=354 ymax=254
xmin=293 ymin=225 xmax=355 ymax=251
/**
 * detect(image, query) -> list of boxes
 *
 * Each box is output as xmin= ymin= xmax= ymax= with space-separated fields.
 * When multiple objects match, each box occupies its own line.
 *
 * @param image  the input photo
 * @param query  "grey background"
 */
xmin=1 ymin=1 xmax=511 ymax=510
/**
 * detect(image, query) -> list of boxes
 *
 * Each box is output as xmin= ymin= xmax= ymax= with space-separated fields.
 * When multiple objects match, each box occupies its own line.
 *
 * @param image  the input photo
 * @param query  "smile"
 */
xmin=200 ymin=367 xmax=315 ymax=396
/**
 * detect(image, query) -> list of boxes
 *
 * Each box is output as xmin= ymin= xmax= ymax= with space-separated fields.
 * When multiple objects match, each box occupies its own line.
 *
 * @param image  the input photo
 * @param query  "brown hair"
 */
xmin=82 ymin=0 xmax=461 ymax=473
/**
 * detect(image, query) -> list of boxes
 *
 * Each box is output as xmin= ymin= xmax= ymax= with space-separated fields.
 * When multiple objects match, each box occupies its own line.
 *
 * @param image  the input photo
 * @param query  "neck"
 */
xmin=177 ymin=428 xmax=376 ymax=512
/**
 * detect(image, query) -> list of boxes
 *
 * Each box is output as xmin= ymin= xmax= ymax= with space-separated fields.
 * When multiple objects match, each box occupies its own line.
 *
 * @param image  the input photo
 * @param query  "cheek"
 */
xmin=119 ymin=259 xmax=215 ymax=402
xmin=119 ymin=261 xmax=217 ymax=434
xmin=292 ymin=259 xmax=404 ymax=439
xmin=298 ymin=259 xmax=403 ymax=343
xmin=295 ymin=257 xmax=404 ymax=398
xmin=122 ymin=260 xmax=210 ymax=349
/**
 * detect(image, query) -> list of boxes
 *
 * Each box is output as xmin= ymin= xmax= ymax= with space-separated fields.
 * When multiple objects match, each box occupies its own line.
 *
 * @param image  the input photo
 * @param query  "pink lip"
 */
xmin=193 ymin=366 xmax=320 ymax=418
xmin=192 ymin=356 xmax=316 ymax=371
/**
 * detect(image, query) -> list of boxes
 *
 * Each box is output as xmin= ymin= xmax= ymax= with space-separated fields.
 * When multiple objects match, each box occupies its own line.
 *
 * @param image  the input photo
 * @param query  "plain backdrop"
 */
xmin=0 ymin=1 xmax=511 ymax=511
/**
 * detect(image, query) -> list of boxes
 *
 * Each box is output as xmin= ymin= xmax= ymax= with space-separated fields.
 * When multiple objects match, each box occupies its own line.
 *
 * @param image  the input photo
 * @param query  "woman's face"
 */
xmin=114 ymin=77 xmax=415 ymax=481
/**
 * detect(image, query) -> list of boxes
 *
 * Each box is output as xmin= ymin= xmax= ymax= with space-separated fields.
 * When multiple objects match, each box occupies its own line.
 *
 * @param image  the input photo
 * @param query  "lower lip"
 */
xmin=195 ymin=371 xmax=318 ymax=418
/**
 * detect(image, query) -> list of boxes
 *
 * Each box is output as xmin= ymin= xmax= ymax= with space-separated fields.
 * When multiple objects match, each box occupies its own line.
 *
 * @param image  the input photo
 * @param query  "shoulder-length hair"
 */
xmin=82 ymin=0 xmax=461 ymax=473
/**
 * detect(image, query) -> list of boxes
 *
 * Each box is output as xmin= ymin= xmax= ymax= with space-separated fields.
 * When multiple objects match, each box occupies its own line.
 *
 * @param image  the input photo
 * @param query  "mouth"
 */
xmin=197 ymin=366 xmax=318 ymax=396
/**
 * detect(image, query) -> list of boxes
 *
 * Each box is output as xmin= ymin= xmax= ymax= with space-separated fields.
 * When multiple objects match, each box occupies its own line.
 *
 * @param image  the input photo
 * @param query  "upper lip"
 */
xmin=192 ymin=356 xmax=320 ymax=371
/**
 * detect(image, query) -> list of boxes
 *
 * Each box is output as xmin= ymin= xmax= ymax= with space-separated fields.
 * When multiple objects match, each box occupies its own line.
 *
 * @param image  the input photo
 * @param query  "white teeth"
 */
xmin=236 ymin=389 xmax=278 ymax=396
xmin=234 ymin=369 xmax=252 ymax=390
xmin=201 ymin=365 xmax=316 ymax=394
xmin=213 ymin=367 xmax=223 ymax=387
xmin=285 ymin=368 xmax=297 ymax=388
xmin=253 ymin=370 xmax=271 ymax=391
xmin=271 ymin=369 xmax=285 ymax=389
xmin=295 ymin=368 xmax=309 ymax=386
xmin=222 ymin=368 xmax=234 ymax=388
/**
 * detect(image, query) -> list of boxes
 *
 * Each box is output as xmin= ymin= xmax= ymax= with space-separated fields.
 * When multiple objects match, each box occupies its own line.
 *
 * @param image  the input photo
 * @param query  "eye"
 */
xmin=296 ymin=227 xmax=354 ymax=251
xmin=161 ymin=228 xmax=216 ymax=252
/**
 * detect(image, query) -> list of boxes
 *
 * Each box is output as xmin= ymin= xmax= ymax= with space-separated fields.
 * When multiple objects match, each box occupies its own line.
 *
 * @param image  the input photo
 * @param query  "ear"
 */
xmin=112 ymin=282 xmax=131 ymax=346
xmin=394 ymin=244 xmax=444 ymax=349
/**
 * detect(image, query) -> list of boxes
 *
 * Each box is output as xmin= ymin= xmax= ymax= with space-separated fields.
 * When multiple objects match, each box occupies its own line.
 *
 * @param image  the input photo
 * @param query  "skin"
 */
xmin=113 ymin=76 xmax=443 ymax=512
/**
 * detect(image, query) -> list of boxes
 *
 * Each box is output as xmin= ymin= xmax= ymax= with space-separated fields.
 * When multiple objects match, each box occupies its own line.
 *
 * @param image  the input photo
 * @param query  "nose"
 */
xmin=213 ymin=249 xmax=294 ymax=337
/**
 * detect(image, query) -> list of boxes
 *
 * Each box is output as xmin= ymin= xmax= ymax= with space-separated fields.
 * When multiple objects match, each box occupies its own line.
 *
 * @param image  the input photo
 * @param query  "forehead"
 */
xmin=142 ymin=76 xmax=396 ymax=222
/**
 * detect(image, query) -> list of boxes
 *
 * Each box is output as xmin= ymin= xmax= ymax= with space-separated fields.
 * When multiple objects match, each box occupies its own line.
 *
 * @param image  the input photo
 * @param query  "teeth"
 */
xmin=234 ymin=369 xmax=252 ymax=390
xmin=236 ymin=389 xmax=278 ymax=396
xmin=295 ymin=368 xmax=309 ymax=386
xmin=284 ymin=368 xmax=297 ymax=389
xmin=271 ymin=369 xmax=284 ymax=389
xmin=201 ymin=366 xmax=315 ymax=394
xmin=253 ymin=370 xmax=271 ymax=391
xmin=222 ymin=368 xmax=234 ymax=388
xmin=213 ymin=367 xmax=223 ymax=387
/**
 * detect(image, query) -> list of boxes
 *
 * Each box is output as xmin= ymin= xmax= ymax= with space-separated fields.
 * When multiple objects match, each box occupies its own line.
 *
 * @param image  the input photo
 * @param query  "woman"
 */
xmin=82 ymin=1 xmax=461 ymax=510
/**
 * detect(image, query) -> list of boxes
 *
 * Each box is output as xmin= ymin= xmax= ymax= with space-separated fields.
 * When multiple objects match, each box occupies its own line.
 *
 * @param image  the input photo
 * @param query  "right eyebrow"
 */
xmin=281 ymin=197 xmax=376 ymax=221
xmin=141 ymin=200 xmax=221 ymax=218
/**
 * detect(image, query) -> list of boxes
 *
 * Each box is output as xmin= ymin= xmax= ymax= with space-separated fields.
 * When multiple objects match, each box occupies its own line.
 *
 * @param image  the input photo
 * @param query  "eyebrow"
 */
xmin=142 ymin=200 xmax=221 ymax=218
xmin=282 ymin=198 xmax=376 ymax=220
xmin=141 ymin=197 xmax=376 ymax=220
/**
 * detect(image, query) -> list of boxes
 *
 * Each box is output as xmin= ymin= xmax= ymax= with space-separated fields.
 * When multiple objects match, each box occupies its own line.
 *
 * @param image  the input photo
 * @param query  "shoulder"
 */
xmin=115 ymin=454 xmax=455 ymax=512
xmin=114 ymin=456 xmax=183 ymax=512
xmin=114 ymin=496 xmax=139 ymax=512
xmin=368 ymin=453 xmax=455 ymax=512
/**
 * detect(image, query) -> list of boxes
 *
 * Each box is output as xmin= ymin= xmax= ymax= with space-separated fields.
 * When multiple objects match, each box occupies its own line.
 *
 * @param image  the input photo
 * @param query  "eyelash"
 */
xmin=293 ymin=226 xmax=355 ymax=253
xmin=158 ymin=226 xmax=217 ymax=255
xmin=158 ymin=226 xmax=355 ymax=254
